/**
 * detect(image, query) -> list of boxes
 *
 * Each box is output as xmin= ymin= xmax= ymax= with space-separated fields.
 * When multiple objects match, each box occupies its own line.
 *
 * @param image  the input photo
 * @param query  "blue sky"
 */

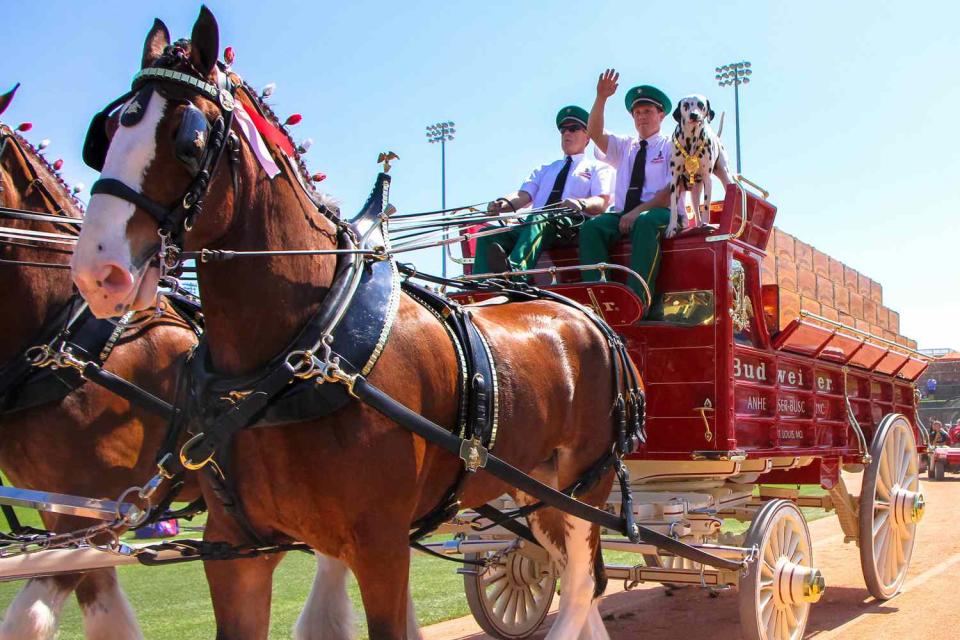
xmin=1 ymin=1 xmax=957 ymax=348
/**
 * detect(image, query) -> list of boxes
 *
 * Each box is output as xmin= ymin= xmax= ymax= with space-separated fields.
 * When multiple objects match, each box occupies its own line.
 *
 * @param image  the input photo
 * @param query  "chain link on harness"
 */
xmin=0 ymin=481 xmax=154 ymax=560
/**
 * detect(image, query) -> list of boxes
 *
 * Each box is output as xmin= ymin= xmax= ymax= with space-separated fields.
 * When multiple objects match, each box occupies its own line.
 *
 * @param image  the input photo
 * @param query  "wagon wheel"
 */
xmin=738 ymin=499 xmax=824 ymax=640
xmin=933 ymin=458 xmax=946 ymax=482
xmin=859 ymin=413 xmax=925 ymax=600
xmin=463 ymin=542 xmax=556 ymax=639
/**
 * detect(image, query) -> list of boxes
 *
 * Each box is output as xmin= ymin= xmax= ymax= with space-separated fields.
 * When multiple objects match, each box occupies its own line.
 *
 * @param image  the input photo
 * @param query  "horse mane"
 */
xmin=0 ymin=123 xmax=85 ymax=216
xmin=233 ymin=78 xmax=341 ymax=216
xmin=158 ymin=39 xmax=340 ymax=217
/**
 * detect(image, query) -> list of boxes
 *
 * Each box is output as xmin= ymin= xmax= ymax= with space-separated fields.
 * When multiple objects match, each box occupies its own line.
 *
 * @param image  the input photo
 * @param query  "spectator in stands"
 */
xmin=474 ymin=106 xmax=613 ymax=275
xmin=949 ymin=421 xmax=960 ymax=446
xmin=930 ymin=420 xmax=950 ymax=445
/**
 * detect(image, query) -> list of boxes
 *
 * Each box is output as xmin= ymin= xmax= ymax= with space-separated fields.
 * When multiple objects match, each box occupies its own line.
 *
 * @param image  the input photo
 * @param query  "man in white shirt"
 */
xmin=474 ymin=105 xmax=613 ymax=274
xmin=580 ymin=69 xmax=673 ymax=306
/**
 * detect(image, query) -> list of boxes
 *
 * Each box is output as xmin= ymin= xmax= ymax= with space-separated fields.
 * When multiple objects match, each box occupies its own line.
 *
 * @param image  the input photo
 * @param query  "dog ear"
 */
xmin=707 ymin=99 xmax=715 ymax=122
xmin=673 ymin=104 xmax=682 ymax=123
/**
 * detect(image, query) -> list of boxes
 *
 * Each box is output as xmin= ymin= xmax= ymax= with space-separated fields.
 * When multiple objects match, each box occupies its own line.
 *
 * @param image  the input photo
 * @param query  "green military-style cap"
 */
xmin=556 ymin=105 xmax=589 ymax=129
xmin=624 ymin=85 xmax=671 ymax=114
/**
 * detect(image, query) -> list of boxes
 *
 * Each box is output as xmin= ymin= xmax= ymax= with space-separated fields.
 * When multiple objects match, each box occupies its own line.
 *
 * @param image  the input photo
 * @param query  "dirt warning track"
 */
xmin=423 ymin=474 xmax=960 ymax=639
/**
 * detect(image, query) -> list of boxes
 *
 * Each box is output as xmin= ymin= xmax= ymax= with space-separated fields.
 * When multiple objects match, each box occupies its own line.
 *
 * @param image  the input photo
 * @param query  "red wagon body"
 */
xmin=450 ymin=182 xmax=929 ymax=640
xmin=459 ymin=187 xmax=927 ymax=478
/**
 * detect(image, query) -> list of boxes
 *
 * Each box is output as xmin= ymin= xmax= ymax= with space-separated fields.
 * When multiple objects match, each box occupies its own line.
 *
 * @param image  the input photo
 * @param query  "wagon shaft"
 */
xmin=0 ymin=485 xmax=141 ymax=522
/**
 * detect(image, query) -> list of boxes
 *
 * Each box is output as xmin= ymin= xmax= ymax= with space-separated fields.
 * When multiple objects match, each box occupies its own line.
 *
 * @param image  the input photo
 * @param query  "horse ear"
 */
xmin=0 ymin=83 xmax=20 ymax=117
xmin=672 ymin=104 xmax=682 ymax=123
xmin=142 ymin=19 xmax=170 ymax=69
xmin=190 ymin=6 xmax=220 ymax=77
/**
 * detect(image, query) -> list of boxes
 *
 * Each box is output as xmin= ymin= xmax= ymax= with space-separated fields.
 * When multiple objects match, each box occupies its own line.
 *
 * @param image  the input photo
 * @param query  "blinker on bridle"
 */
xmin=83 ymin=65 xmax=238 ymax=255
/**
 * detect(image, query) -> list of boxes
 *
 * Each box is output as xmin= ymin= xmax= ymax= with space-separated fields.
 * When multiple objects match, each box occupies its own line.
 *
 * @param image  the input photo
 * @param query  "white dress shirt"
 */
xmin=595 ymin=131 xmax=671 ymax=212
xmin=519 ymin=152 xmax=614 ymax=210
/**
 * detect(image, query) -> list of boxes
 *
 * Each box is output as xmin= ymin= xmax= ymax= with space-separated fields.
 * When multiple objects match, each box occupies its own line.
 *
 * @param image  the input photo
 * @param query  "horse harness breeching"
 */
xmin=80 ymin=56 xmax=743 ymax=572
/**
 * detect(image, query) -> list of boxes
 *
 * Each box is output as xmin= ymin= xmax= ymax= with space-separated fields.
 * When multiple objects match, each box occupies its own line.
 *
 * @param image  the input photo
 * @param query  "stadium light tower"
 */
xmin=715 ymin=61 xmax=752 ymax=174
xmin=426 ymin=121 xmax=455 ymax=278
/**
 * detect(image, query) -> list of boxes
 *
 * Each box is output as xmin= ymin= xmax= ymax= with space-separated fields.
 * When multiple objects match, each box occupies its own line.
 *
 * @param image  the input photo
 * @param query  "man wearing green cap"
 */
xmin=580 ymin=68 xmax=673 ymax=306
xmin=474 ymin=105 xmax=613 ymax=274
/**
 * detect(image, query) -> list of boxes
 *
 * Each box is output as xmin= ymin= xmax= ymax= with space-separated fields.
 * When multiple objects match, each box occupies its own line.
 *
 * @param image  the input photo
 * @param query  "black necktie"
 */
xmin=623 ymin=140 xmax=648 ymax=213
xmin=545 ymin=156 xmax=573 ymax=206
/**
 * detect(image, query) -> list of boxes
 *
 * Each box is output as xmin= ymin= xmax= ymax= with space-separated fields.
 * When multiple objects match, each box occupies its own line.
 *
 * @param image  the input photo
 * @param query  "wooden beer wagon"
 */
xmin=443 ymin=178 xmax=930 ymax=640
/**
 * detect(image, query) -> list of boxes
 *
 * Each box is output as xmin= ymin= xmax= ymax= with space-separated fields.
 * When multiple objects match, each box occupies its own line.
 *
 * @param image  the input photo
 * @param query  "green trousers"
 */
xmin=578 ymin=207 xmax=671 ymax=303
xmin=473 ymin=214 xmax=567 ymax=274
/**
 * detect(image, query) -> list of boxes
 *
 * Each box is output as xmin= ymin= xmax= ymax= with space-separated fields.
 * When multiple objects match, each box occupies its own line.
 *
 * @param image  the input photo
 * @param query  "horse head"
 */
xmin=74 ymin=5 xmax=333 ymax=322
xmin=70 ymin=7 xmax=227 ymax=317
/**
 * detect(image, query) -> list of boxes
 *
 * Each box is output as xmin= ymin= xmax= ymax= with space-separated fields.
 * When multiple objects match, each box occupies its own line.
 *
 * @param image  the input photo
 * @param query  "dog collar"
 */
xmin=672 ymin=135 xmax=707 ymax=186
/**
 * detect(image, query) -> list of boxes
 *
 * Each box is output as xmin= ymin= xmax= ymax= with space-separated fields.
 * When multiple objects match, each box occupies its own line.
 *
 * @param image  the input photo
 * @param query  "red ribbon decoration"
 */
xmin=240 ymin=101 xmax=295 ymax=157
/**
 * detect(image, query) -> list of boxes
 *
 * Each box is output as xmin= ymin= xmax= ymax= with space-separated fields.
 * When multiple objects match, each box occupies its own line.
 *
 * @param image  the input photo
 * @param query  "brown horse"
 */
xmin=71 ymin=9 xmax=625 ymax=639
xmin=0 ymin=101 xmax=200 ymax=638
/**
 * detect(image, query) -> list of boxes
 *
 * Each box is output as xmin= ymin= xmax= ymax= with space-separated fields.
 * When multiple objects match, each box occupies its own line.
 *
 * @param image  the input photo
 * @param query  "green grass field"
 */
xmin=0 ymin=485 xmax=829 ymax=639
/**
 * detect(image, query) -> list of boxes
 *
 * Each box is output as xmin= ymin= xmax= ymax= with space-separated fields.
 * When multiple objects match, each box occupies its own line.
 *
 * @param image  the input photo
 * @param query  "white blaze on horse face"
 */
xmin=72 ymin=92 xmax=167 ymax=316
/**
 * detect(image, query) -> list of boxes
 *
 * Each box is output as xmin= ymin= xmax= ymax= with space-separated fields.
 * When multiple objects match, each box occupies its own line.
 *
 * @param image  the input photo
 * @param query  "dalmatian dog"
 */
xmin=667 ymin=94 xmax=733 ymax=237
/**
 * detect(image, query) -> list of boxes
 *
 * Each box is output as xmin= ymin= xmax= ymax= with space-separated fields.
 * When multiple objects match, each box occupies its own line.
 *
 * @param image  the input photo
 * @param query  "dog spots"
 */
xmin=95 ymin=280 xmax=103 ymax=288
xmin=97 ymin=243 xmax=103 ymax=252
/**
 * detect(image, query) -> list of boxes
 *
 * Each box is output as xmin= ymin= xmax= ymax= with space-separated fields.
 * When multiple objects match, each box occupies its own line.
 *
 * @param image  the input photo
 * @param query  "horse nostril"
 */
xmin=97 ymin=263 xmax=135 ymax=296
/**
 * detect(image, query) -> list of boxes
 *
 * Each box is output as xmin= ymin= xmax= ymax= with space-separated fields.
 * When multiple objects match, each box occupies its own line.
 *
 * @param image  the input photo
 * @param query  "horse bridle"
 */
xmin=83 ymin=62 xmax=238 ymax=259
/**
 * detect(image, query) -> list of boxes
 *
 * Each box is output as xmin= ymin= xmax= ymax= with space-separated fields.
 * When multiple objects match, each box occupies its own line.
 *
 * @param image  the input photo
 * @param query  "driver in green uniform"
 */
xmin=579 ymin=69 xmax=673 ymax=306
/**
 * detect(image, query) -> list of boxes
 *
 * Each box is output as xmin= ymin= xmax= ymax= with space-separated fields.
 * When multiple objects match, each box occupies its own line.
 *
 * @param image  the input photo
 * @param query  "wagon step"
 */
xmin=0 ymin=486 xmax=141 ymax=523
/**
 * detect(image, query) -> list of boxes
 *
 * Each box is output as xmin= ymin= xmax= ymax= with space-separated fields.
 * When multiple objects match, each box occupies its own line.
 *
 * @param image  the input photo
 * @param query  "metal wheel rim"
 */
xmin=464 ymin=548 xmax=555 ymax=639
xmin=740 ymin=500 xmax=814 ymax=640
xmin=861 ymin=415 xmax=920 ymax=599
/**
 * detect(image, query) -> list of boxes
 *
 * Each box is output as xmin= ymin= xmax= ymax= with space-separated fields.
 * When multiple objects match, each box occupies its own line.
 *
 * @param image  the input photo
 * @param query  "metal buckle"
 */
xmin=25 ymin=344 xmax=57 ymax=368
xmin=284 ymin=349 xmax=323 ymax=380
xmin=179 ymin=433 xmax=216 ymax=472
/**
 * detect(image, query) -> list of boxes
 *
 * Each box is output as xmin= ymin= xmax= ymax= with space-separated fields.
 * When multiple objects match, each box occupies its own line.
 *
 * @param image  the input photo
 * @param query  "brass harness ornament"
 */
xmin=729 ymin=262 xmax=752 ymax=333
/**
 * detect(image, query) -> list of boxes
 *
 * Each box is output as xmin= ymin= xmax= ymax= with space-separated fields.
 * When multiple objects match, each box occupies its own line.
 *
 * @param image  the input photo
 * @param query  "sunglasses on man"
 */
xmin=559 ymin=124 xmax=585 ymax=133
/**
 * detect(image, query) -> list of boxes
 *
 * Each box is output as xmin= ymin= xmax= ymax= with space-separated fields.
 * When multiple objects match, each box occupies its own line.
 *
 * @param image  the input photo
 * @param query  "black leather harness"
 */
xmin=0 ymin=295 xmax=126 ymax=416
xmin=155 ymin=174 xmax=660 ymax=555
xmin=77 ymin=59 xmax=742 ymax=571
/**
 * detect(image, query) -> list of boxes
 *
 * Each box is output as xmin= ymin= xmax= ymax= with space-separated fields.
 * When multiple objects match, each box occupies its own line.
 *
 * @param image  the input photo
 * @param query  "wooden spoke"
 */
xmin=860 ymin=414 xmax=922 ymax=600
xmin=739 ymin=500 xmax=814 ymax=640
xmin=464 ymin=541 xmax=556 ymax=639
